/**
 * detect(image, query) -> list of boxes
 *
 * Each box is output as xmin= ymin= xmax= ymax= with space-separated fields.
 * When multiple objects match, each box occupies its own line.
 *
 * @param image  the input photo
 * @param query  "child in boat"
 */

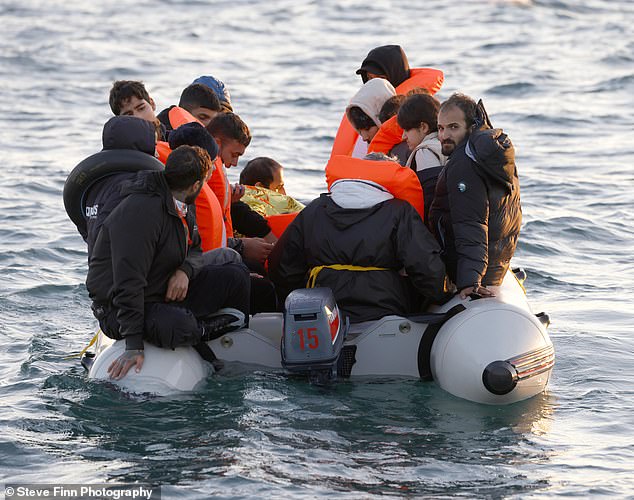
xmin=345 ymin=78 xmax=396 ymax=157
xmin=108 ymin=80 xmax=166 ymax=141
xmin=238 ymin=157 xmax=304 ymax=216
xmin=397 ymin=93 xmax=446 ymax=221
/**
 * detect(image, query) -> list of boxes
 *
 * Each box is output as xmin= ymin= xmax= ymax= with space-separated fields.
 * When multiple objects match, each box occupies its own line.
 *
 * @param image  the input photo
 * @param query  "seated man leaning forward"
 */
xmin=429 ymin=93 xmax=522 ymax=299
xmin=86 ymin=145 xmax=251 ymax=379
xmin=268 ymin=153 xmax=450 ymax=324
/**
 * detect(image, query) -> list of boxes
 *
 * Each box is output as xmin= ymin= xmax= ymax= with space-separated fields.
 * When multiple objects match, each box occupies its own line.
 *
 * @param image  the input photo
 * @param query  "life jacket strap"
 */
xmin=307 ymin=264 xmax=389 ymax=288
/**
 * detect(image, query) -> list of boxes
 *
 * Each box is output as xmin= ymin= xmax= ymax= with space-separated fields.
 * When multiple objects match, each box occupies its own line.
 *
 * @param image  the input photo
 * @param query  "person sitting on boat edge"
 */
xmin=86 ymin=145 xmax=251 ymax=380
xmin=428 ymin=93 xmax=522 ymax=299
xmin=109 ymin=80 xmax=166 ymax=141
xmin=397 ymin=93 xmax=446 ymax=222
xmin=157 ymin=83 xmax=223 ymax=131
xmin=268 ymin=153 xmax=451 ymax=324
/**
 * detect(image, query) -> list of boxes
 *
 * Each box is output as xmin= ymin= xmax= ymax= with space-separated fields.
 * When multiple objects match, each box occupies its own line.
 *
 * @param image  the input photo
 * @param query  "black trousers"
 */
xmin=99 ymin=263 xmax=250 ymax=349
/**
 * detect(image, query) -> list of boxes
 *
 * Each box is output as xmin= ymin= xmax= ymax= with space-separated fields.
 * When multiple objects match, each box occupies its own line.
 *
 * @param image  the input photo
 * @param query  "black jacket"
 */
xmin=83 ymin=117 xmax=158 ymax=257
xmin=269 ymin=193 xmax=449 ymax=323
xmin=231 ymin=201 xmax=271 ymax=238
xmin=428 ymin=105 xmax=521 ymax=290
xmin=86 ymin=171 xmax=203 ymax=349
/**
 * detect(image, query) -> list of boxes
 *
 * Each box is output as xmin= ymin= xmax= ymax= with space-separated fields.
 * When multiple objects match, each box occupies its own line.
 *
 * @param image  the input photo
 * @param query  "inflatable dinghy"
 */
xmin=83 ymin=268 xmax=554 ymax=405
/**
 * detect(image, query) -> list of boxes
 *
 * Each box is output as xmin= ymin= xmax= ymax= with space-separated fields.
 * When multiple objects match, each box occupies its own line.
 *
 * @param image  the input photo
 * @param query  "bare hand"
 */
xmin=107 ymin=349 xmax=144 ymax=380
xmin=165 ymin=269 xmax=189 ymax=301
xmin=231 ymin=183 xmax=245 ymax=204
xmin=460 ymin=284 xmax=495 ymax=299
xmin=242 ymin=237 xmax=274 ymax=264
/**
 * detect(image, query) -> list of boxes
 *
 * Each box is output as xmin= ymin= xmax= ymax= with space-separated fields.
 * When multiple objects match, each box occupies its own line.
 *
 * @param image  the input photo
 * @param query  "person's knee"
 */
xmin=144 ymin=304 xmax=201 ymax=349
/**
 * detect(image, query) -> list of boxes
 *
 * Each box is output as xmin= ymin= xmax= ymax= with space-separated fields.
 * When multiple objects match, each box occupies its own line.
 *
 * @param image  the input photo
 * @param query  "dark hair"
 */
xmin=406 ymin=87 xmax=432 ymax=97
xmin=109 ymin=80 xmax=152 ymax=116
xmin=378 ymin=95 xmax=406 ymax=123
xmin=168 ymin=122 xmax=219 ymax=160
xmin=164 ymin=145 xmax=212 ymax=191
xmin=206 ymin=112 xmax=251 ymax=146
xmin=347 ymin=106 xmax=376 ymax=131
xmin=240 ymin=157 xmax=282 ymax=187
xmin=397 ymin=94 xmax=440 ymax=132
xmin=178 ymin=84 xmax=222 ymax=113
xmin=364 ymin=152 xmax=398 ymax=162
xmin=440 ymin=93 xmax=478 ymax=128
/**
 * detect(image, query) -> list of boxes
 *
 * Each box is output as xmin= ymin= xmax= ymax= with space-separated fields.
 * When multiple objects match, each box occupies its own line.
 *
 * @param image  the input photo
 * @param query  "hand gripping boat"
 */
xmin=83 ymin=268 xmax=554 ymax=405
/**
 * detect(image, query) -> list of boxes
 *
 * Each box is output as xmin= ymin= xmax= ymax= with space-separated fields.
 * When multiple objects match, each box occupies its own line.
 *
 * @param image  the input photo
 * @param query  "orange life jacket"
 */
xmin=168 ymin=106 xmax=202 ymax=129
xmin=330 ymin=67 xmax=444 ymax=158
xmin=266 ymin=212 xmax=300 ymax=238
xmin=195 ymin=183 xmax=226 ymax=251
xmin=156 ymin=141 xmax=171 ymax=164
xmin=325 ymin=155 xmax=425 ymax=221
xmin=155 ymin=107 xmax=202 ymax=164
xmin=367 ymin=115 xmax=404 ymax=155
xmin=207 ymin=156 xmax=234 ymax=237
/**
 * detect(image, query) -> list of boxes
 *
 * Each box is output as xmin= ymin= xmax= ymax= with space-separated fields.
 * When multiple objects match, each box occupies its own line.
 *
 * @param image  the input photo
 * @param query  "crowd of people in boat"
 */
xmin=71 ymin=44 xmax=521 ymax=379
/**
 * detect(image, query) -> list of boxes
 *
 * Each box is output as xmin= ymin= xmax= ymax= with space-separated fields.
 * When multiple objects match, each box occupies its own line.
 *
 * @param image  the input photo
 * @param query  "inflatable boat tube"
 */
xmin=84 ymin=269 xmax=554 ymax=405
xmin=63 ymin=149 xmax=164 ymax=235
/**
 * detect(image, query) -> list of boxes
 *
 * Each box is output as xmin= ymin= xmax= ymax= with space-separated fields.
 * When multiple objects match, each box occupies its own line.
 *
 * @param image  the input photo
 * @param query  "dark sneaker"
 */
xmin=201 ymin=313 xmax=244 ymax=341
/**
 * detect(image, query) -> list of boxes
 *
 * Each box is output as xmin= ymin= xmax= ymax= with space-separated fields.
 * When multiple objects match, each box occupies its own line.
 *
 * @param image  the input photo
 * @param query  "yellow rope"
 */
xmin=64 ymin=330 xmax=100 ymax=360
xmin=307 ymin=264 xmax=389 ymax=288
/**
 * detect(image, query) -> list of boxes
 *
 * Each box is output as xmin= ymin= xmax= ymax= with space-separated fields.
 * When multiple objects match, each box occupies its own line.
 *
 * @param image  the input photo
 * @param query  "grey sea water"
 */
xmin=1 ymin=0 xmax=633 ymax=497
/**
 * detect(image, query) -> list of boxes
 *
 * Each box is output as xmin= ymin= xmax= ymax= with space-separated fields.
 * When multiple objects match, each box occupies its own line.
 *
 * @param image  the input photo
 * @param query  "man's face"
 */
xmin=438 ymin=106 xmax=470 ymax=156
xmin=402 ymin=124 xmax=429 ymax=151
xmin=358 ymin=126 xmax=379 ymax=144
xmin=219 ymin=138 xmax=246 ymax=168
xmin=189 ymin=106 xmax=219 ymax=127
xmin=119 ymin=96 xmax=156 ymax=123
xmin=268 ymin=168 xmax=286 ymax=195
xmin=184 ymin=180 xmax=203 ymax=205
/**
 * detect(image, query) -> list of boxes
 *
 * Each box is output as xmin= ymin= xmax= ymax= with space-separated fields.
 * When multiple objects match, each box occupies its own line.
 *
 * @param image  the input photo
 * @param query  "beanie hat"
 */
xmin=168 ymin=122 xmax=219 ymax=161
xmin=192 ymin=75 xmax=233 ymax=112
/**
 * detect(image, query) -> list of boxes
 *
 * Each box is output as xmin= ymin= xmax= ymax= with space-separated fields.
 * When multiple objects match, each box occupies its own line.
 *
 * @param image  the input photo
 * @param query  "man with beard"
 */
xmin=428 ymin=93 xmax=522 ymax=299
xmin=86 ymin=145 xmax=250 ymax=380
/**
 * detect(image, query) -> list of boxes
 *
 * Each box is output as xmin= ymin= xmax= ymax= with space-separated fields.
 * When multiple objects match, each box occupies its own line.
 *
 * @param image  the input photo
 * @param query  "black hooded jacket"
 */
xmin=83 ymin=117 xmax=157 ymax=257
xmin=86 ymin=170 xmax=203 ymax=350
xmin=356 ymin=45 xmax=410 ymax=87
xmin=269 ymin=192 xmax=449 ymax=323
xmin=428 ymin=102 xmax=521 ymax=290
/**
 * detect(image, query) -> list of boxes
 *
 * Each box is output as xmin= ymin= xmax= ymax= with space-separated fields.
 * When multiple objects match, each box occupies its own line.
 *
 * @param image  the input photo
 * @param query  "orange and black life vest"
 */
xmin=325 ymin=155 xmax=425 ymax=221
xmin=330 ymin=67 xmax=444 ymax=158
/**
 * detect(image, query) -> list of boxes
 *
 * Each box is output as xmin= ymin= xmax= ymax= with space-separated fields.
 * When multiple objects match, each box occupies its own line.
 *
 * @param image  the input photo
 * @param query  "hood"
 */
xmin=347 ymin=79 xmax=396 ymax=127
xmin=356 ymin=45 xmax=410 ymax=87
xmin=464 ymin=100 xmax=517 ymax=189
xmin=407 ymin=132 xmax=445 ymax=168
xmin=466 ymin=128 xmax=517 ymax=190
xmin=322 ymin=190 xmax=389 ymax=230
xmin=102 ymin=116 xmax=156 ymax=155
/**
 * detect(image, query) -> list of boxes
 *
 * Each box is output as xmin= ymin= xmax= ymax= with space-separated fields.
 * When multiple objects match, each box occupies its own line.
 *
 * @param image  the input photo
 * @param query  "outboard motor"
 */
xmin=281 ymin=288 xmax=347 ymax=384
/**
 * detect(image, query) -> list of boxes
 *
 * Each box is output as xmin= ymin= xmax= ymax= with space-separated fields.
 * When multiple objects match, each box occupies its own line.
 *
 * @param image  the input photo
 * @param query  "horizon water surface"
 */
xmin=1 ymin=0 xmax=633 ymax=498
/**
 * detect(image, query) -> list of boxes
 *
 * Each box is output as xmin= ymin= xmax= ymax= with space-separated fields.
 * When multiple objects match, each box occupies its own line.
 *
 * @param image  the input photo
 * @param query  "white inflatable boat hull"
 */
xmin=86 ymin=270 xmax=554 ymax=404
